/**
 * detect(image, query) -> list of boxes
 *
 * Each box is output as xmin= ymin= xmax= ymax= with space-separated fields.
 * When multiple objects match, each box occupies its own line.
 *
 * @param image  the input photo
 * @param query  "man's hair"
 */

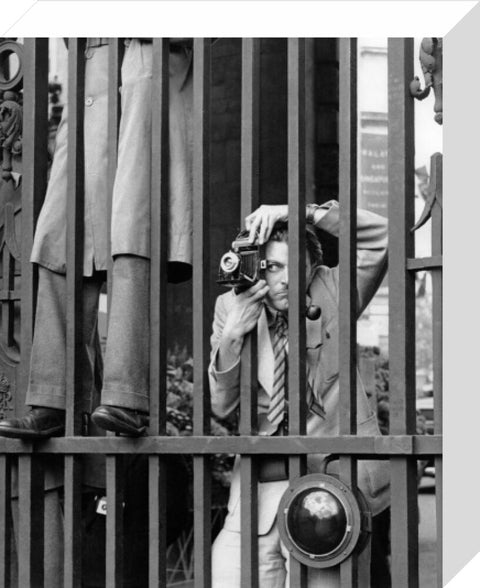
xmin=269 ymin=221 xmax=324 ymax=268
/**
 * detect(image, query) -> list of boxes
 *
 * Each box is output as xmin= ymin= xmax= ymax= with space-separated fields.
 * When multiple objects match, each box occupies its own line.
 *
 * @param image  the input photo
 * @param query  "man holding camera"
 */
xmin=209 ymin=200 xmax=390 ymax=587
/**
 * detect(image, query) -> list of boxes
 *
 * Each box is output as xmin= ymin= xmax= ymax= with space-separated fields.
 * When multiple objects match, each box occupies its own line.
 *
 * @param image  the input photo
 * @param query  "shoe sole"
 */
xmin=91 ymin=413 xmax=147 ymax=437
xmin=0 ymin=426 xmax=65 ymax=440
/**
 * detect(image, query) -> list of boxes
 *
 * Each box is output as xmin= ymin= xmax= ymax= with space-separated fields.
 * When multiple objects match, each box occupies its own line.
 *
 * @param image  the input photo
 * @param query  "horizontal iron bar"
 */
xmin=406 ymin=255 xmax=442 ymax=271
xmin=0 ymin=290 xmax=21 ymax=301
xmin=0 ymin=435 xmax=442 ymax=456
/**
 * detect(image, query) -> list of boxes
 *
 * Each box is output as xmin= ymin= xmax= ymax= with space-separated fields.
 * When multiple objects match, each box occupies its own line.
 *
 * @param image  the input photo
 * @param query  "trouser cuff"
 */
xmin=100 ymin=387 xmax=149 ymax=413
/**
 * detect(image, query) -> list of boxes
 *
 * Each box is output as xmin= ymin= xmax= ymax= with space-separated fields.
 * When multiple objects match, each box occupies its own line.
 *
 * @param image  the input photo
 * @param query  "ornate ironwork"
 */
xmin=411 ymin=152 xmax=442 ymax=233
xmin=409 ymin=38 xmax=443 ymax=125
xmin=0 ymin=372 xmax=13 ymax=419
xmin=0 ymin=39 xmax=23 ymax=92
xmin=0 ymin=90 xmax=22 ymax=182
xmin=0 ymin=37 xmax=23 ymax=376
xmin=0 ymin=40 xmax=23 ymax=182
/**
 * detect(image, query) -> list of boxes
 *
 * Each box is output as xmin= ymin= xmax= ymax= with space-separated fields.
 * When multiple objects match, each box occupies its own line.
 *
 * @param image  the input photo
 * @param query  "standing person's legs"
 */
xmin=0 ymin=266 xmax=103 ymax=438
xmin=92 ymin=255 xmax=150 ymax=435
xmin=27 ymin=267 xmax=103 ymax=411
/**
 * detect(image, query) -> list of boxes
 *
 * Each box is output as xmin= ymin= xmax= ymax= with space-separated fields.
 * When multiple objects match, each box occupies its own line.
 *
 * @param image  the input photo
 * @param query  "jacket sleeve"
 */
xmin=208 ymin=293 xmax=242 ymax=418
xmin=312 ymin=200 xmax=388 ymax=316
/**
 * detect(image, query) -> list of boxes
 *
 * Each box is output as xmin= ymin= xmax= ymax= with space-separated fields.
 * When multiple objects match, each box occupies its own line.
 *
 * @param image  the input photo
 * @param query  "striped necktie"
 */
xmin=267 ymin=314 xmax=288 ymax=427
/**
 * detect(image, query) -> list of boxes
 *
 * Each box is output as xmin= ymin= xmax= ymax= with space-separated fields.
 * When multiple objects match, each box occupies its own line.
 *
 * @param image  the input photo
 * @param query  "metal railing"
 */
xmin=0 ymin=37 xmax=442 ymax=587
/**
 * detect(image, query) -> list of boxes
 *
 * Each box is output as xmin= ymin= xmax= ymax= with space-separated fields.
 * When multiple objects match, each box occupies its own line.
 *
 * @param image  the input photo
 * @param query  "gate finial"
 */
xmin=409 ymin=38 xmax=443 ymax=125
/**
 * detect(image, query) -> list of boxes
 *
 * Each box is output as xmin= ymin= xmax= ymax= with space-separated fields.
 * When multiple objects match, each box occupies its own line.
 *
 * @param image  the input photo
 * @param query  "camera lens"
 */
xmin=220 ymin=252 xmax=240 ymax=274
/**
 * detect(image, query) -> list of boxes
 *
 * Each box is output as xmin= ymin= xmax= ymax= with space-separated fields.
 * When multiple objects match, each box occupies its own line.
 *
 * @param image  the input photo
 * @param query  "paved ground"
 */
xmin=419 ymin=475 xmax=439 ymax=587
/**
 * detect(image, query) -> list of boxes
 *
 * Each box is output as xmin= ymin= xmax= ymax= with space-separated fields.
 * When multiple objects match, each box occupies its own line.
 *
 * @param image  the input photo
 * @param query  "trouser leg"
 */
xmin=26 ymin=266 xmax=103 ymax=412
xmin=101 ymin=255 xmax=150 ymax=412
xmin=212 ymin=527 xmax=287 ymax=588
xmin=212 ymin=522 xmax=369 ymax=588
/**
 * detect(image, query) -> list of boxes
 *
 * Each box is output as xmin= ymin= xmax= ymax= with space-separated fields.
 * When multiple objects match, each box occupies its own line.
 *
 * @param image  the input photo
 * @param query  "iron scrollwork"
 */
xmin=0 ymin=40 xmax=24 ymax=182
xmin=0 ymin=91 xmax=22 ymax=182
xmin=411 ymin=152 xmax=442 ymax=234
xmin=0 ymin=39 xmax=23 ymax=390
xmin=409 ymin=37 xmax=443 ymax=125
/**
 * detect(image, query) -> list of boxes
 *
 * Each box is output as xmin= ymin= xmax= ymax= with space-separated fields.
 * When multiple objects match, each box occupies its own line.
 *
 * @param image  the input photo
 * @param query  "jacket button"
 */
xmin=85 ymin=96 xmax=94 ymax=107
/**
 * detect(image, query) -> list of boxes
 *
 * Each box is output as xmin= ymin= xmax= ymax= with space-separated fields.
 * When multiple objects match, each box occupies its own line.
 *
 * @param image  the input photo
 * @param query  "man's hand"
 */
xmin=222 ymin=280 xmax=269 ymax=340
xmin=217 ymin=280 xmax=269 ymax=372
xmin=245 ymin=205 xmax=288 ymax=244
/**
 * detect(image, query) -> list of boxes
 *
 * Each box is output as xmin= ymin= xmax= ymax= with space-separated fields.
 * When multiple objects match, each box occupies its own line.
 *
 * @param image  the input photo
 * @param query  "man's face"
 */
xmin=264 ymin=240 xmax=311 ymax=312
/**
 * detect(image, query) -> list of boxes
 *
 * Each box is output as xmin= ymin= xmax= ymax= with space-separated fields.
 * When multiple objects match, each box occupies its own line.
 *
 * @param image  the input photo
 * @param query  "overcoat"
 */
xmin=31 ymin=38 xmax=193 ymax=281
xmin=209 ymin=201 xmax=390 ymax=536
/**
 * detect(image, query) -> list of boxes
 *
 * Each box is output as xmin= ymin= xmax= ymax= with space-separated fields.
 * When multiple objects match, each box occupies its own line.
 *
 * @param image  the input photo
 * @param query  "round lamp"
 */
xmin=277 ymin=473 xmax=371 ymax=568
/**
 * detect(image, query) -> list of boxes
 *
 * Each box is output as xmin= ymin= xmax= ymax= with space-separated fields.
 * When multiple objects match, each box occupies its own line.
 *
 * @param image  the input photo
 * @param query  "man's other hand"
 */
xmin=222 ymin=280 xmax=269 ymax=340
xmin=216 ymin=280 xmax=269 ymax=372
xmin=245 ymin=205 xmax=288 ymax=244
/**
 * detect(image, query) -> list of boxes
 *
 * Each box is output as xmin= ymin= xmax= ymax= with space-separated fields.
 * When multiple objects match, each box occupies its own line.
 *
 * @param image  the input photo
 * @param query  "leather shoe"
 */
xmin=0 ymin=407 xmax=65 ymax=440
xmin=91 ymin=405 xmax=148 ymax=437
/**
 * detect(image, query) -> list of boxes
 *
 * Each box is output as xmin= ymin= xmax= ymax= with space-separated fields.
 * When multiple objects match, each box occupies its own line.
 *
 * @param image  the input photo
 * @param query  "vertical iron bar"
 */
xmin=430 ymin=153 xmax=442 ymax=587
xmin=148 ymin=37 xmax=170 ymax=588
xmin=388 ymin=37 xmax=419 ymax=588
xmin=20 ymin=38 xmax=49 ymax=401
xmin=64 ymin=37 xmax=86 ymax=588
xmin=305 ymin=38 xmax=315 ymax=204
xmin=240 ymin=38 xmax=260 ymax=224
xmin=105 ymin=38 xmax=124 ymax=588
xmin=434 ymin=457 xmax=442 ymax=588
xmin=105 ymin=456 xmax=124 ymax=587
xmin=338 ymin=37 xmax=358 ymax=436
xmin=18 ymin=456 xmax=44 ymax=587
xmin=239 ymin=37 xmax=260 ymax=588
xmin=338 ymin=37 xmax=358 ymax=588
xmin=193 ymin=38 xmax=212 ymax=588
xmin=0 ymin=456 xmax=11 ymax=587
xmin=287 ymin=37 xmax=307 ymax=588
xmin=1 ymin=249 xmax=14 ymax=348
xmin=18 ymin=37 xmax=50 ymax=588
xmin=106 ymin=39 xmax=123 ymax=305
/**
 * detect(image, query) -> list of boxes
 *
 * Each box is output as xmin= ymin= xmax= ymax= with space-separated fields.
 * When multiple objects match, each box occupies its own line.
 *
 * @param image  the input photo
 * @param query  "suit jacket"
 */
xmin=209 ymin=201 xmax=390 ymax=535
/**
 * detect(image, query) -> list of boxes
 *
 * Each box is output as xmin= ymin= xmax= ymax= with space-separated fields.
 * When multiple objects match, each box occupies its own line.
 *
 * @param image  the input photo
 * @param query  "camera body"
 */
xmin=217 ymin=231 xmax=266 ymax=291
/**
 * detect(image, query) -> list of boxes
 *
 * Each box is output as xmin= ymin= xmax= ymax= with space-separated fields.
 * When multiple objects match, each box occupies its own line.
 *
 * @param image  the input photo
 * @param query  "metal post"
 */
xmin=148 ymin=37 xmax=170 ymax=588
xmin=239 ymin=37 xmax=260 ymax=588
xmin=287 ymin=37 xmax=307 ymax=588
xmin=193 ymin=38 xmax=212 ymax=588
xmin=388 ymin=37 xmax=419 ymax=588
xmin=64 ymin=37 xmax=86 ymax=588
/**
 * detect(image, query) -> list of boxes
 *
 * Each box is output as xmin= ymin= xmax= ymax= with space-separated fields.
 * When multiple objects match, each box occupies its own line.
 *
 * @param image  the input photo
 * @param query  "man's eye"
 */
xmin=266 ymin=263 xmax=282 ymax=273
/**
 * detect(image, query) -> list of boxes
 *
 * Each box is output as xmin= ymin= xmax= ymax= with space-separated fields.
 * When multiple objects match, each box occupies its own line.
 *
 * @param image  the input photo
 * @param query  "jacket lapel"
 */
xmin=306 ymin=313 xmax=323 ymax=391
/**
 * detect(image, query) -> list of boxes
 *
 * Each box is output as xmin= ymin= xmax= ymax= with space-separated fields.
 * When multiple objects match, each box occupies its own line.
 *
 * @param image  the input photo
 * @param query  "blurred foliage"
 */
xmin=359 ymin=346 xmax=427 ymax=437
